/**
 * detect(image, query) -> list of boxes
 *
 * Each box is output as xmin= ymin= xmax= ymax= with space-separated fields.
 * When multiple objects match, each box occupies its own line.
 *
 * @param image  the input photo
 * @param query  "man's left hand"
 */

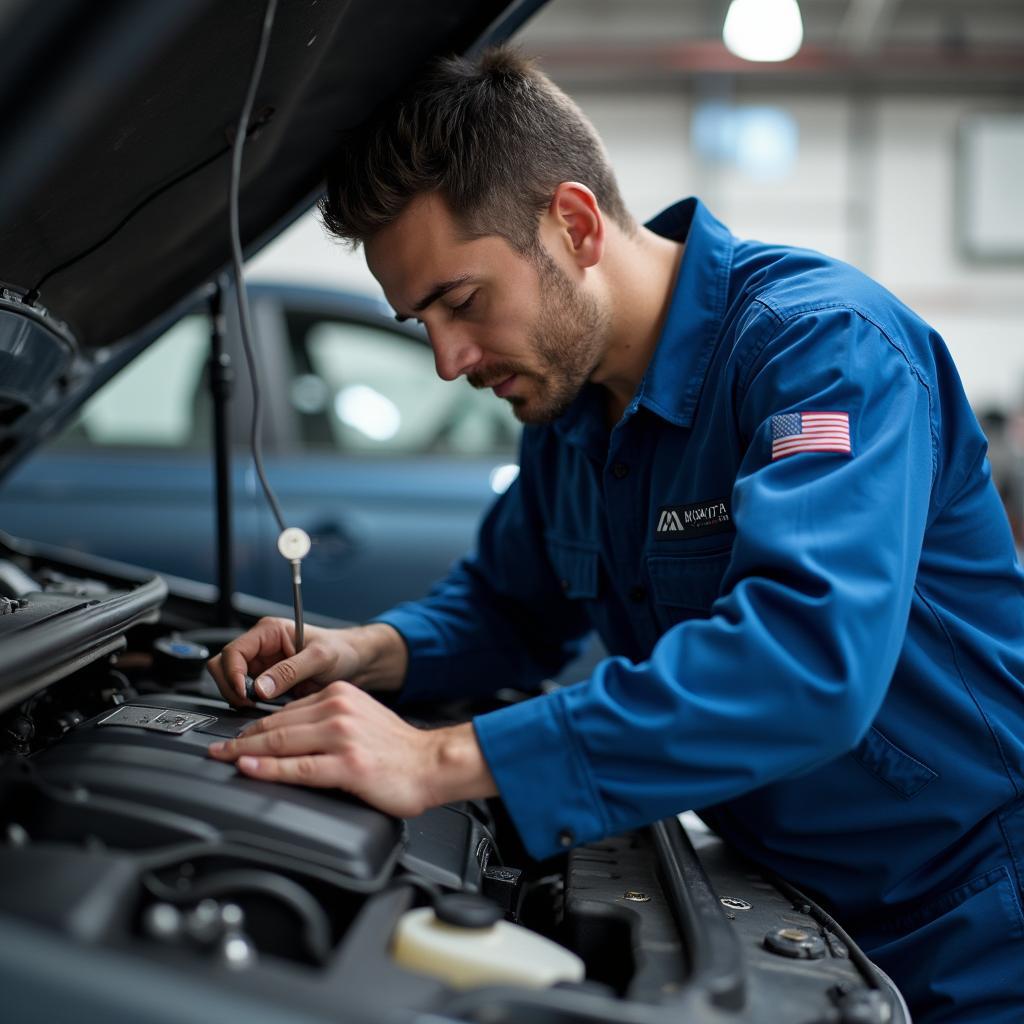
xmin=207 ymin=681 xmax=497 ymax=817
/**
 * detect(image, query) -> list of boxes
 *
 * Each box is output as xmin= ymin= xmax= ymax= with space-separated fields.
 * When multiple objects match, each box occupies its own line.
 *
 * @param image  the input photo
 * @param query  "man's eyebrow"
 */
xmin=394 ymin=275 xmax=473 ymax=322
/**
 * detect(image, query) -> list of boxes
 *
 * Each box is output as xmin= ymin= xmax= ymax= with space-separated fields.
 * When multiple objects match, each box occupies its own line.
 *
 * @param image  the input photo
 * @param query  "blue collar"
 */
xmin=636 ymin=198 xmax=734 ymax=427
xmin=554 ymin=198 xmax=734 ymax=454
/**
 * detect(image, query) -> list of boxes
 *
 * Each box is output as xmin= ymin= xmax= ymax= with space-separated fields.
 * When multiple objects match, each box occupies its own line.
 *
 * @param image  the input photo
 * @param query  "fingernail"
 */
xmin=255 ymin=676 xmax=275 ymax=699
xmin=208 ymin=742 xmax=225 ymax=755
xmin=238 ymin=756 xmax=259 ymax=772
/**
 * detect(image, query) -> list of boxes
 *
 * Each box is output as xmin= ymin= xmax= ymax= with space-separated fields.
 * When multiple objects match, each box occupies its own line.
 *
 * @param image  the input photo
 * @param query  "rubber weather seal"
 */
xmin=0 ymin=575 xmax=167 ymax=712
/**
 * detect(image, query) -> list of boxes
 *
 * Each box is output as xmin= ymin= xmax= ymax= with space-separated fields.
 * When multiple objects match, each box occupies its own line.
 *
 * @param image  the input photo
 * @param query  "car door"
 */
xmin=0 ymin=312 xmax=264 ymax=591
xmin=248 ymin=287 xmax=522 ymax=622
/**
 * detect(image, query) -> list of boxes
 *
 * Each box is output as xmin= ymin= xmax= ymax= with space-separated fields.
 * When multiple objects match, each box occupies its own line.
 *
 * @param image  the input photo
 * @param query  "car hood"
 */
xmin=0 ymin=0 xmax=538 ymax=479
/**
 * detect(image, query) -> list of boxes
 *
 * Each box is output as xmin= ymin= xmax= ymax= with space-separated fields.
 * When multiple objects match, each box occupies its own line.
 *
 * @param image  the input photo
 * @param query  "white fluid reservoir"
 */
xmin=392 ymin=904 xmax=586 ymax=990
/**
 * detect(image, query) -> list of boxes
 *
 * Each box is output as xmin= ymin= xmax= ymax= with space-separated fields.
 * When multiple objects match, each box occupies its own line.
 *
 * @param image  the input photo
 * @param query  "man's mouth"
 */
xmin=492 ymin=374 xmax=518 ymax=398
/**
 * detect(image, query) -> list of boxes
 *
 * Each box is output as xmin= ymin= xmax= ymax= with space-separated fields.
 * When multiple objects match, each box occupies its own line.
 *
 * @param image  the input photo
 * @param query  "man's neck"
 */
xmin=591 ymin=225 xmax=685 ymax=424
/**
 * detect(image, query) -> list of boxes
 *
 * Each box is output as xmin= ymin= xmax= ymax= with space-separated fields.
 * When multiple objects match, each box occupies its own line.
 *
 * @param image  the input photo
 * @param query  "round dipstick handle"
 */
xmin=277 ymin=527 xmax=311 ymax=561
xmin=277 ymin=527 xmax=311 ymax=653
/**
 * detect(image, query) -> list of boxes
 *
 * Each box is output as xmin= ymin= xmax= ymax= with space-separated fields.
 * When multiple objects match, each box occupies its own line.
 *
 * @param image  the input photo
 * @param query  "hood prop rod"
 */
xmin=208 ymin=278 xmax=236 ymax=626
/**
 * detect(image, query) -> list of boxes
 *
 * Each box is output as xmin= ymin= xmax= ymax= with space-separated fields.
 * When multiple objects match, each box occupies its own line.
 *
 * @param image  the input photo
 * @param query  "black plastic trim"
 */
xmin=0 ymin=574 xmax=167 ymax=712
xmin=649 ymin=817 xmax=747 ymax=1011
xmin=0 ymin=293 xmax=77 ymax=350
xmin=467 ymin=0 xmax=550 ymax=56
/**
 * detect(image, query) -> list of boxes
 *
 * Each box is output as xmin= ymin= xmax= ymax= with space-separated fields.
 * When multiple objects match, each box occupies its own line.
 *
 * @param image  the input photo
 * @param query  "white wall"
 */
xmin=247 ymin=207 xmax=381 ymax=296
xmin=872 ymin=98 xmax=1024 ymax=410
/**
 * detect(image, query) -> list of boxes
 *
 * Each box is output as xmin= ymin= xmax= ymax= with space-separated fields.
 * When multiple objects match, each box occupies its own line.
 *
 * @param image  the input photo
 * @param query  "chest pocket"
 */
xmin=545 ymin=536 xmax=600 ymax=600
xmin=647 ymin=550 xmax=732 ymax=625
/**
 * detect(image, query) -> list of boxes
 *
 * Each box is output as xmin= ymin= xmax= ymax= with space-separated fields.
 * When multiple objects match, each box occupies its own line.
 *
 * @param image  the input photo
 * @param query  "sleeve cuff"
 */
xmin=371 ymin=605 xmax=454 ymax=704
xmin=472 ymin=688 xmax=609 ymax=860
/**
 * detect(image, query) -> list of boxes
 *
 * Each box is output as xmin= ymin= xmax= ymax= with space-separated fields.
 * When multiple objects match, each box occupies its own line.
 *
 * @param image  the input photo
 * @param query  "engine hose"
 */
xmin=143 ymin=867 xmax=331 ymax=964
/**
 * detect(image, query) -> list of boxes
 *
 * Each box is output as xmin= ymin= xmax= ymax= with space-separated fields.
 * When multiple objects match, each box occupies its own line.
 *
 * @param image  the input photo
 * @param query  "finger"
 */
xmin=255 ymin=681 xmax=371 ymax=727
xmin=234 ymin=753 xmax=342 ymax=788
xmin=208 ymin=720 xmax=342 ymax=761
xmin=236 ymin=699 xmax=341 ymax=739
xmin=252 ymin=647 xmax=347 ymax=701
xmin=207 ymin=620 xmax=292 ymax=706
xmin=264 ymin=682 xmax=338 ymax=713
xmin=217 ymin=619 xmax=295 ymax=699
xmin=206 ymin=652 xmax=251 ymax=708
xmin=237 ymin=683 xmax=368 ymax=740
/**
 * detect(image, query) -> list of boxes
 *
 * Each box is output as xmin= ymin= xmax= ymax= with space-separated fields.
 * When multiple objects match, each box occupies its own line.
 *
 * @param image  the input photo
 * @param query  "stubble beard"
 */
xmin=470 ymin=249 xmax=608 ymax=426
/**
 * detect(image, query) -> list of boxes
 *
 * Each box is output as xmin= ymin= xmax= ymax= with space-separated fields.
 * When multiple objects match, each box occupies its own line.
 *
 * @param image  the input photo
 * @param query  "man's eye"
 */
xmin=450 ymin=292 xmax=476 ymax=317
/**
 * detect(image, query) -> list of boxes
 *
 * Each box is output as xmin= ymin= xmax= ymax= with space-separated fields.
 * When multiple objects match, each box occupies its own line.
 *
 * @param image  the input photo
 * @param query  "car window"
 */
xmin=288 ymin=317 xmax=520 ymax=457
xmin=52 ymin=315 xmax=210 ymax=450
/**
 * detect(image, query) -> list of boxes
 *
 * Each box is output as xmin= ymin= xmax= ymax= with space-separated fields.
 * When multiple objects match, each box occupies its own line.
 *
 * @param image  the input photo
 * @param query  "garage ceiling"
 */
xmin=518 ymin=0 xmax=1024 ymax=91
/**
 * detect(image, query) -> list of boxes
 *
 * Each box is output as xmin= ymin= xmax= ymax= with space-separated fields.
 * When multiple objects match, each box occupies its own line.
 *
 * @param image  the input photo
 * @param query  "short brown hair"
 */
xmin=318 ymin=46 xmax=635 ymax=254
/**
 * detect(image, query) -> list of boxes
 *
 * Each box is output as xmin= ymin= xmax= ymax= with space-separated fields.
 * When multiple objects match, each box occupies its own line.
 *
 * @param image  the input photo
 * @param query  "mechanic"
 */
xmin=207 ymin=48 xmax=1024 ymax=1022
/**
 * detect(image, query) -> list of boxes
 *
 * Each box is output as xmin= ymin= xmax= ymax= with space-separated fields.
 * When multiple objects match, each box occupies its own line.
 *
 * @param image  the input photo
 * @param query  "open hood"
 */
xmin=0 ymin=0 xmax=539 ymax=475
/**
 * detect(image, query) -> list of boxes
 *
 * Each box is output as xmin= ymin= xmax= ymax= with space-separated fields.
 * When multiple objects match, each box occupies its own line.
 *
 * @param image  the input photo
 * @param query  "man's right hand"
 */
xmin=207 ymin=618 xmax=406 ymax=708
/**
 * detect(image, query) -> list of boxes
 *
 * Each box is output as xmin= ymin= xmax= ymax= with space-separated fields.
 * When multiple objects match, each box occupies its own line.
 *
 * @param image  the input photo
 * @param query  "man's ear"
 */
xmin=547 ymin=182 xmax=604 ymax=270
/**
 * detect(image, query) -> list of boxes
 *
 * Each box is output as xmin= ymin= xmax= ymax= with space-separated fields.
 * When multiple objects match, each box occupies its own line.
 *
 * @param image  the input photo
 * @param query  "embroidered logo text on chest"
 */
xmin=655 ymin=498 xmax=733 ymax=540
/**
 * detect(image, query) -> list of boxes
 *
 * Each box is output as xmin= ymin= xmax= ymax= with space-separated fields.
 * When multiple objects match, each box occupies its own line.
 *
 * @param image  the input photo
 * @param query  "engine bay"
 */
xmin=0 ymin=540 xmax=903 ymax=1024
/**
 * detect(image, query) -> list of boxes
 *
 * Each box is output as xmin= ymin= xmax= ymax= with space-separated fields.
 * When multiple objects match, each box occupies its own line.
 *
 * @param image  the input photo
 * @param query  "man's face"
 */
xmin=365 ymin=193 xmax=608 ymax=424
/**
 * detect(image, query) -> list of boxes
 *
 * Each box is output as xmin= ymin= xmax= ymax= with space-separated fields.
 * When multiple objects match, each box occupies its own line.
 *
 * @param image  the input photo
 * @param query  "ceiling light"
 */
xmin=723 ymin=0 xmax=804 ymax=63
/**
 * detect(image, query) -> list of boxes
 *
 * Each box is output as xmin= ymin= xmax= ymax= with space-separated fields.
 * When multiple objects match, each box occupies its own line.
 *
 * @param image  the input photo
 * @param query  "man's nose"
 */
xmin=429 ymin=327 xmax=483 ymax=382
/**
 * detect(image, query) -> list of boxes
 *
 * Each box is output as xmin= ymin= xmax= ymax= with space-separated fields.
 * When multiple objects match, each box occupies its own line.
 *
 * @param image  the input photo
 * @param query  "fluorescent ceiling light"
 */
xmin=723 ymin=0 xmax=804 ymax=62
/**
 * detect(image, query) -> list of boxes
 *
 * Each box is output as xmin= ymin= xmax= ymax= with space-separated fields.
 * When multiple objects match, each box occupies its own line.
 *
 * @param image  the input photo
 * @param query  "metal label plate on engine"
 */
xmin=98 ymin=704 xmax=216 ymax=735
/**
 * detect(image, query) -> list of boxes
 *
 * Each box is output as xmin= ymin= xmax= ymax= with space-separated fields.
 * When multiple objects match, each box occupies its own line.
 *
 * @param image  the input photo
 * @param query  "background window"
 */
xmin=54 ymin=315 xmax=210 ymax=449
xmin=290 ymin=318 xmax=520 ymax=457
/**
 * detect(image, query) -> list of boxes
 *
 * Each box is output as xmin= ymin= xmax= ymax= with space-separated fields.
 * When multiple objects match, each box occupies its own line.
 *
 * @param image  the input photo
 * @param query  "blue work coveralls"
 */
xmin=378 ymin=198 xmax=1024 ymax=1021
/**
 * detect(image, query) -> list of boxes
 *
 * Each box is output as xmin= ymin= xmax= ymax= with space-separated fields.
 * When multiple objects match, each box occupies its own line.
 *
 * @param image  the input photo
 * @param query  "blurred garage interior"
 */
xmin=249 ymin=0 xmax=1024 ymax=541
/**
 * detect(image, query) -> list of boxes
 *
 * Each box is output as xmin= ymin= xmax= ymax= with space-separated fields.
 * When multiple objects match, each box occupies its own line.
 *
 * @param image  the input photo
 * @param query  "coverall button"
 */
xmin=628 ymin=585 xmax=647 ymax=603
xmin=560 ymin=578 xmax=570 ymax=591
xmin=611 ymin=462 xmax=629 ymax=479
xmin=557 ymin=828 xmax=575 ymax=848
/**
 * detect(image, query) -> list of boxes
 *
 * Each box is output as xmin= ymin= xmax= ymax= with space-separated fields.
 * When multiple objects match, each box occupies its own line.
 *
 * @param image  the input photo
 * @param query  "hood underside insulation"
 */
xmin=0 ymin=0 xmax=511 ymax=348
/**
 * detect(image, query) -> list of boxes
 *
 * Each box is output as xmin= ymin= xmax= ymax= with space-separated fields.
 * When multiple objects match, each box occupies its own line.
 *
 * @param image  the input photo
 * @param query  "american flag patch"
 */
xmin=771 ymin=411 xmax=851 ymax=461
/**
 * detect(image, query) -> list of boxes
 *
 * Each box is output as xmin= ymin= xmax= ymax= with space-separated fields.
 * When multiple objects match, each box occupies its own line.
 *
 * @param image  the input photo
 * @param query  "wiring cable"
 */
xmin=229 ymin=0 xmax=284 ymax=535
xmin=228 ymin=0 xmax=307 ymax=652
xmin=142 ymin=867 xmax=332 ymax=964
xmin=763 ymin=867 xmax=910 ymax=1021
xmin=24 ymin=145 xmax=230 ymax=306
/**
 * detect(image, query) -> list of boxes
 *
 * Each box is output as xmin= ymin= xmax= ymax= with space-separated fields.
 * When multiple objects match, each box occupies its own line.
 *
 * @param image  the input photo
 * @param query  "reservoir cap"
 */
xmin=433 ymin=893 xmax=502 ymax=929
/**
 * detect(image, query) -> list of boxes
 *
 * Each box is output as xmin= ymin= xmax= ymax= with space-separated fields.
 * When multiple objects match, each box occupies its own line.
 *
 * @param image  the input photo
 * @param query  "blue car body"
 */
xmin=0 ymin=283 xmax=520 ymax=623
